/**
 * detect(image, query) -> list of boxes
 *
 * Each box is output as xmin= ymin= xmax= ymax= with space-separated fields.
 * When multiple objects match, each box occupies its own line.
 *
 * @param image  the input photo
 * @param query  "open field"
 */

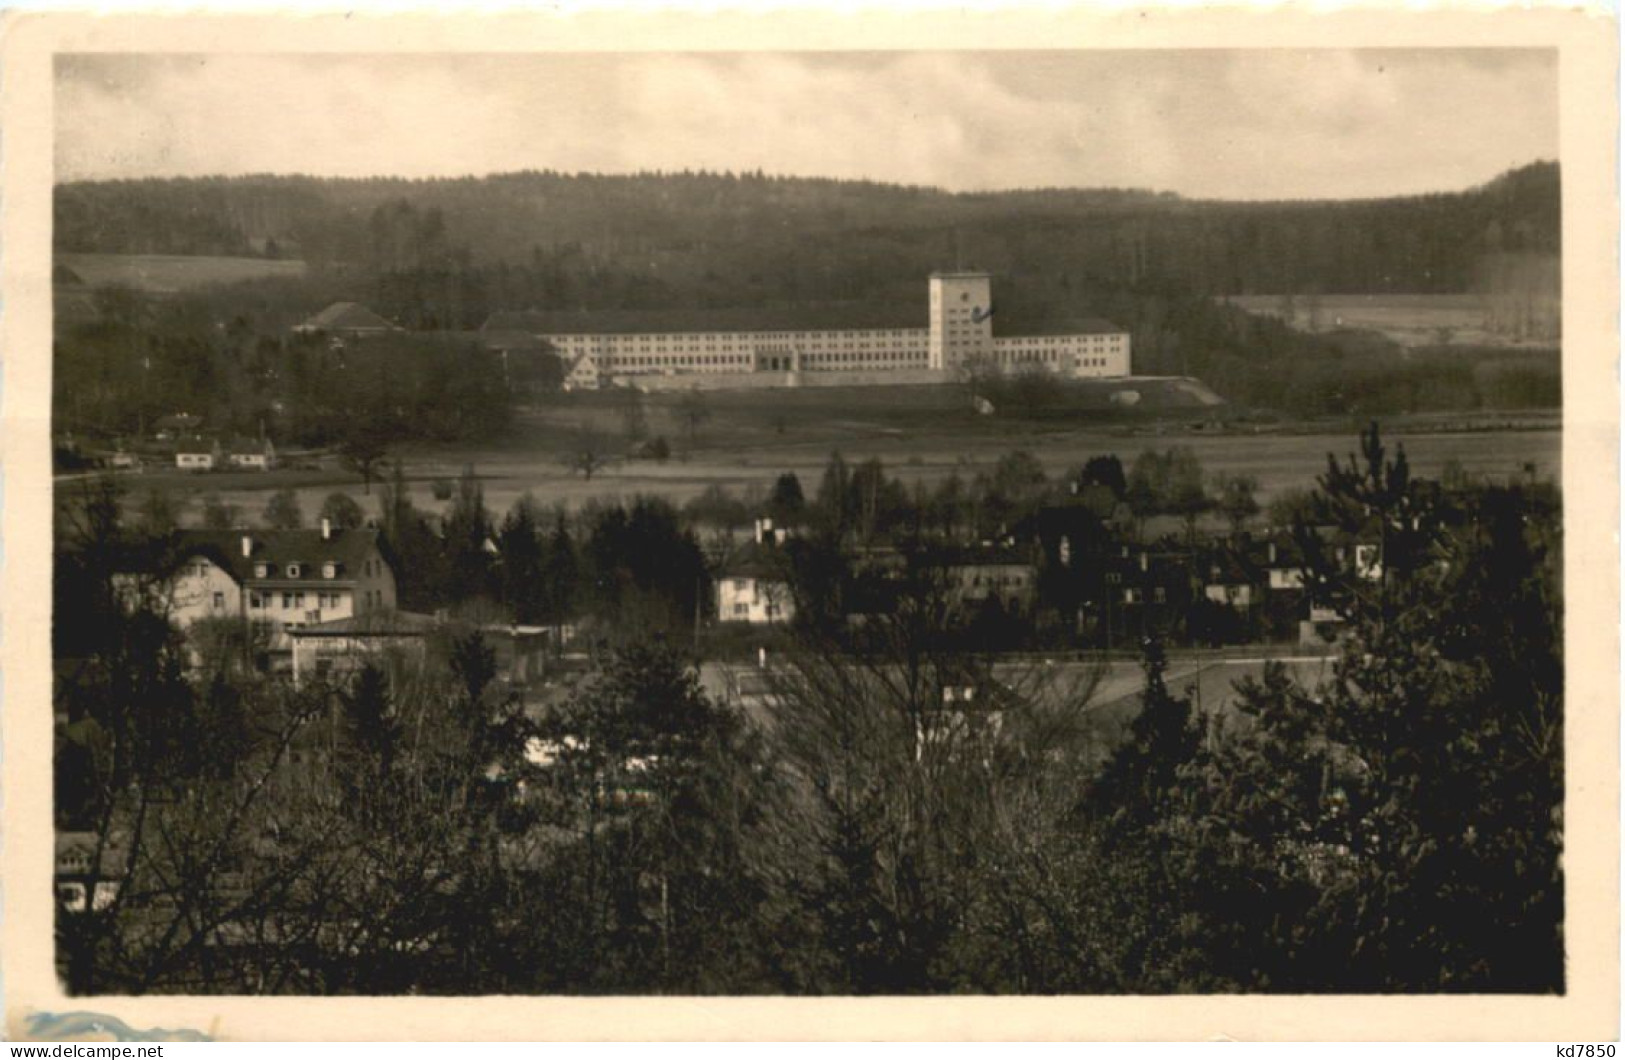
xmin=56 ymin=253 xmax=307 ymax=294
xmin=94 ymin=383 xmax=1560 ymax=530
xmin=1226 ymin=293 xmax=1557 ymax=350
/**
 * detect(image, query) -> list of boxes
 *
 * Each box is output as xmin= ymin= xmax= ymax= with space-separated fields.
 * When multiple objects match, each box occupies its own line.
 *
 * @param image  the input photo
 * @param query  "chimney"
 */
xmin=1139 ymin=551 xmax=1149 ymax=572
xmin=240 ymin=535 xmax=253 ymax=558
xmin=757 ymin=646 xmax=768 ymax=670
xmin=321 ymin=517 xmax=332 ymax=541
xmin=1268 ymin=541 xmax=1277 ymax=564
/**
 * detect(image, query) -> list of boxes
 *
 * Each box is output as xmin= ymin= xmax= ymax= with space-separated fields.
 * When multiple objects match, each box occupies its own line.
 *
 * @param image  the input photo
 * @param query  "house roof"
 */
xmin=174 ymin=439 xmax=217 ymax=456
xmin=172 ymin=528 xmax=390 ymax=587
xmin=225 ymin=437 xmax=272 ymax=456
xmin=296 ymin=302 xmax=400 ymax=333
xmin=481 ymin=301 xmax=1127 ymax=341
xmin=484 ymin=301 xmax=929 ymax=337
xmin=56 ymin=831 xmax=129 ymax=876
xmin=717 ymin=540 xmax=792 ymax=581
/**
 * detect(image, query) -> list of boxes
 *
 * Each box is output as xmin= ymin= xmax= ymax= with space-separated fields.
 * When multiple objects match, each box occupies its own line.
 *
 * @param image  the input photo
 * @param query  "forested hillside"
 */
xmin=52 ymin=163 xmax=1561 ymax=434
xmin=56 ymin=162 xmax=1559 ymax=310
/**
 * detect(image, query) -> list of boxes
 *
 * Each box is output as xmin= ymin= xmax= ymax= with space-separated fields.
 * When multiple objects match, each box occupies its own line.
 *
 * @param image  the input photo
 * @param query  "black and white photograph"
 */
xmin=4 ymin=8 xmax=1617 ymax=1040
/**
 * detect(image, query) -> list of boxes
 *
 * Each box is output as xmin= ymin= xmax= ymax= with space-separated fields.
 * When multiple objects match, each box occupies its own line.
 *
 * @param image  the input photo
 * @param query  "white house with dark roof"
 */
xmin=226 ymin=437 xmax=277 ymax=471
xmin=562 ymin=352 xmax=601 ymax=391
xmin=140 ymin=523 xmax=398 ymax=652
xmin=55 ymin=832 xmax=127 ymax=914
xmin=716 ymin=520 xmax=796 ymax=625
xmin=174 ymin=438 xmax=221 ymax=471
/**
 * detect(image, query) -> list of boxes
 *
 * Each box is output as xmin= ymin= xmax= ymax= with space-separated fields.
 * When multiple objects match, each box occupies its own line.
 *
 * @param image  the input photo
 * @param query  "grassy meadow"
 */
xmin=96 ymin=383 xmax=1561 ymax=531
xmin=57 ymin=253 xmax=308 ymax=294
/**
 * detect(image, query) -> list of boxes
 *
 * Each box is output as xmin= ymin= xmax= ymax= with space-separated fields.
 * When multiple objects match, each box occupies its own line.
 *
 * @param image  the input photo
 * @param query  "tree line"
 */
xmin=52 ymin=286 xmax=548 ymax=446
xmin=57 ymin=163 xmax=1557 ymax=304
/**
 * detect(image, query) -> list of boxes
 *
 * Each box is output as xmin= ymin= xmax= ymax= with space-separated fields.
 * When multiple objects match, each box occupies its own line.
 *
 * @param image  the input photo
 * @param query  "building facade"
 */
xmin=715 ymin=521 xmax=796 ymax=625
xmin=175 ymin=440 xmax=220 ymax=471
xmin=136 ymin=524 xmax=399 ymax=653
xmin=493 ymin=273 xmax=1130 ymax=388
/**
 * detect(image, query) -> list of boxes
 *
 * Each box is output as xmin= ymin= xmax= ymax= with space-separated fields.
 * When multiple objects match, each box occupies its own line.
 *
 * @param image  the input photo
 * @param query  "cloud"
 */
xmin=54 ymin=50 xmax=1557 ymax=198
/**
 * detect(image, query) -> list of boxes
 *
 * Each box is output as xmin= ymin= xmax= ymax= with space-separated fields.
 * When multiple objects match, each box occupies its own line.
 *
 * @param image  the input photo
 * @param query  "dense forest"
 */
xmin=56 ymin=162 xmax=1559 ymax=306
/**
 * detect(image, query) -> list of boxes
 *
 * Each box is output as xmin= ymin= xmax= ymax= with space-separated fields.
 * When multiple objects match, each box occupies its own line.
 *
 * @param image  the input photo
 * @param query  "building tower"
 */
xmin=928 ymin=271 xmax=994 ymax=372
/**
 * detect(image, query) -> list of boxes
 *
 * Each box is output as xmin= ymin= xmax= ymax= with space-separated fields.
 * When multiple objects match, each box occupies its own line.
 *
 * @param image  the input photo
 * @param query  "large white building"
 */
xmin=483 ymin=272 xmax=1131 ymax=388
xmin=121 ymin=524 xmax=400 ymax=655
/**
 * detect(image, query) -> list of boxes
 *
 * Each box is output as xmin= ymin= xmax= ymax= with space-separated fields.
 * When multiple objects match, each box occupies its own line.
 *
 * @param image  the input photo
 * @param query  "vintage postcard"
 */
xmin=1 ymin=5 xmax=1617 ymax=1042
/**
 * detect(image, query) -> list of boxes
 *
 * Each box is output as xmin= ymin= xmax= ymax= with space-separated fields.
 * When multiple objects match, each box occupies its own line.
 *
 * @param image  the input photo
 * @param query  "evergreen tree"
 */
xmin=442 ymin=464 xmax=493 ymax=603
xmin=540 ymin=514 xmax=581 ymax=625
xmin=814 ymin=451 xmax=853 ymax=540
xmin=497 ymin=497 xmax=547 ymax=623
xmin=767 ymin=471 xmax=807 ymax=527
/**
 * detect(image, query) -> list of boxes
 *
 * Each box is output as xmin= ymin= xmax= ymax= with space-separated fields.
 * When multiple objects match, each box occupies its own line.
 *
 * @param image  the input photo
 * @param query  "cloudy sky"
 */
xmin=56 ymin=50 xmax=1556 ymax=199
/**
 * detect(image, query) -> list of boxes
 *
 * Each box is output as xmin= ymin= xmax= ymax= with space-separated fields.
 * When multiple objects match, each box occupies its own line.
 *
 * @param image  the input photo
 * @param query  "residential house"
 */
xmin=226 ymin=437 xmax=277 ymax=471
xmin=562 ymin=352 xmax=602 ymax=391
xmin=137 ymin=522 xmax=398 ymax=658
xmin=716 ymin=521 xmax=795 ymax=625
xmin=1096 ymin=545 xmax=1197 ymax=645
xmin=1250 ymin=532 xmax=1314 ymax=640
xmin=1191 ymin=543 xmax=1267 ymax=645
xmin=1201 ymin=548 xmax=1262 ymax=611
xmin=1253 ymin=526 xmax=1385 ymax=645
xmin=941 ymin=546 xmax=1038 ymax=620
xmin=55 ymin=832 xmax=127 ymax=914
xmin=174 ymin=438 xmax=221 ymax=471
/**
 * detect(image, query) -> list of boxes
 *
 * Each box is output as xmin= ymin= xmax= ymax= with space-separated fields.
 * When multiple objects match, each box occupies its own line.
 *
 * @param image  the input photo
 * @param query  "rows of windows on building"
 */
xmin=547 ymin=331 xmax=1127 ymax=375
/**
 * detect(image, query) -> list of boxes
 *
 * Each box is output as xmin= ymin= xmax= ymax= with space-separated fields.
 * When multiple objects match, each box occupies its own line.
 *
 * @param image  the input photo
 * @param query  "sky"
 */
xmin=55 ymin=50 xmax=1557 ymax=200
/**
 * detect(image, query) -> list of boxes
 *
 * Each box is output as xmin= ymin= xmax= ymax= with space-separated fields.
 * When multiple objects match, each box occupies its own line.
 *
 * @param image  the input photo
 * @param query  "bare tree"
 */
xmin=675 ymin=387 xmax=711 ymax=447
xmin=338 ymin=430 xmax=389 ymax=495
xmin=758 ymin=563 xmax=1107 ymax=991
xmin=560 ymin=427 xmax=612 ymax=481
xmin=1212 ymin=472 xmax=1260 ymax=535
